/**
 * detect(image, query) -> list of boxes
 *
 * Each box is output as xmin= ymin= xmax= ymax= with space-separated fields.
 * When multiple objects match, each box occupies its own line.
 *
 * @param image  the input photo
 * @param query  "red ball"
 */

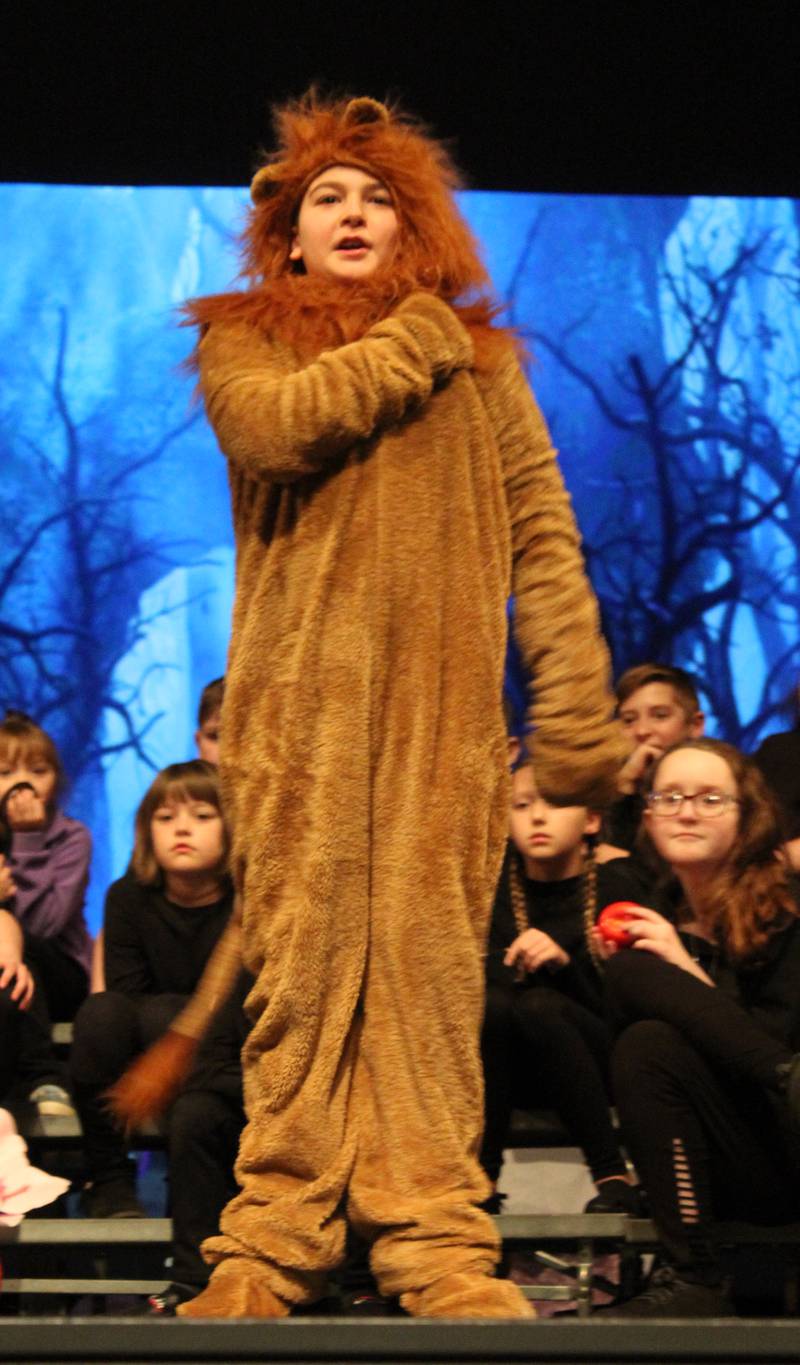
xmin=596 ymin=901 xmax=643 ymax=946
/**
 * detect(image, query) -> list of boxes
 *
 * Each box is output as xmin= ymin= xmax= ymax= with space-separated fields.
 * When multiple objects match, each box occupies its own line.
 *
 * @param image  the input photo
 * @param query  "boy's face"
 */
xmin=618 ymin=682 xmax=703 ymax=757
xmin=196 ymin=709 xmax=221 ymax=766
xmin=289 ymin=164 xmax=398 ymax=281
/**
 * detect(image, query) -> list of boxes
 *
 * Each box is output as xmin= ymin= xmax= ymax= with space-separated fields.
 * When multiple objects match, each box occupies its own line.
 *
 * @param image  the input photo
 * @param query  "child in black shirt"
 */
xmin=481 ymin=760 xmax=646 ymax=1213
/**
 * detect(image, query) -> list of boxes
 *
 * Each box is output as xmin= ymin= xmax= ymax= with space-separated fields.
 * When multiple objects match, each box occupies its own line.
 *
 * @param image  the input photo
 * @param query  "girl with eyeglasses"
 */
xmin=594 ymin=738 xmax=800 ymax=1318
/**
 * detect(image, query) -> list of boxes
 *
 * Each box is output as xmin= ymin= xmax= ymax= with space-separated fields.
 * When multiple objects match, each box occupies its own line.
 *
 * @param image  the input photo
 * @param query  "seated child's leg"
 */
xmin=605 ymin=950 xmax=791 ymax=1087
xmin=71 ymin=991 xmax=150 ymax=1213
xmin=167 ymin=1088 xmax=246 ymax=1295
xmin=612 ymin=1019 xmax=800 ymax=1282
xmin=0 ymin=981 xmax=24 ymax=1098
xmin=512 ymin=987 xmax=627 ymax=1184
xmin=479 ymin=983 xmax=518 ymax=1186
xmin=23 ymin=934 xmax=87 ymax=1021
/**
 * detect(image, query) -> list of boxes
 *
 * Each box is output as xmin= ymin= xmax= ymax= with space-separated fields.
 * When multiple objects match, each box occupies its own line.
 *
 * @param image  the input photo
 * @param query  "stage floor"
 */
xmin=1 ymin=1317 xmax=800 ymax=1365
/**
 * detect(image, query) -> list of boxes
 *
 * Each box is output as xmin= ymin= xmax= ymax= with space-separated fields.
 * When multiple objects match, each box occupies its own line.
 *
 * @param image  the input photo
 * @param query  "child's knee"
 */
xmin=69 ymin=990 xmax=138 ymax=1081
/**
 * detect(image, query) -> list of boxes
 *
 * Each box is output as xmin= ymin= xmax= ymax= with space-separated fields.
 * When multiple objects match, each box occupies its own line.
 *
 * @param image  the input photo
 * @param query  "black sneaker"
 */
xmin=584 ymin=1178 xmax=647 ymax=1216
xmin=81 ymin=1177 xmax=145 ymax=1219
xmin=597 ymin=1265 xmax=735 ymax=1318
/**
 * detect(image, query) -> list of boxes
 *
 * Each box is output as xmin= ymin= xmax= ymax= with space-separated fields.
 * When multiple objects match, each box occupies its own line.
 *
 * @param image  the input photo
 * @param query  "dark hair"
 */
xmin=131 ymin=760 xmax=230 ymax=887
xmin=615 ymin=663 xmax=701 ymax=720
xmin=643 ymin=738 xmax=796 ymax=960
xmin=0 ymin=711 xmax=65 ymax=810
xmin=197 ymin=677 xmax=225 ymax=728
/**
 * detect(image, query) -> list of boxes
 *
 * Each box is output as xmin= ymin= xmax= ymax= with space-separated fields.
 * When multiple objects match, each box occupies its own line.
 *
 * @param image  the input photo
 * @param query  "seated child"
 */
xmin=481 ymin=758 xmax=647 ymax=1213
xmin=599 ymin=665 xmax=705 ymax=858
xmin=70 ymin=760 xmax=250 ymax=1312
xmin=195 ymin=677 xmax=224 ymax=766
xmin=0 ymin=908 xmax=34 ymax=1100
xmin=0 ymin=710 xmax=92 ymax=1115
xmin=753 ymin=678 xmax=800 ymax=872
xmin=89 ymin=677 xmax=229 ymax=997
xmin=598 ymin=739 xmax=800 ymax=1317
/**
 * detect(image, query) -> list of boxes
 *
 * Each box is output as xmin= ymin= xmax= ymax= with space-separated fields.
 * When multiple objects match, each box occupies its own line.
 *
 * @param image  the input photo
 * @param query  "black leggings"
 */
xmin=70 ymin=990 xmax=246 ymax=1289
xmin=607 ymin=951 xmax=800 ymax=1281
xmin=0 ymin=936 xmax=87 ymax=1099
xmin=480 ymin=980 xmax=627 ymax=1185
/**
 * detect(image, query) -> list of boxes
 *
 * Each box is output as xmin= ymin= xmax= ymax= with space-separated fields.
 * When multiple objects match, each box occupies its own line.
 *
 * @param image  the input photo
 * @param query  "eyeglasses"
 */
xmin=647 ymin=790 xmax=740 ymax=818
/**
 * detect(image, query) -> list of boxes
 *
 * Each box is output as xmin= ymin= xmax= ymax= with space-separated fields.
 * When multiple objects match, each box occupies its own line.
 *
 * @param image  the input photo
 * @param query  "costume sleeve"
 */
xmin=198 ymin=293 xmax=474 ymax=483
xmin=10 ymin=821 xmax=91 ymax=943
xmin=103 ymin=880 xmax=155 ymax=997
xmin=481 ymin=351 xmax=626 ymax=806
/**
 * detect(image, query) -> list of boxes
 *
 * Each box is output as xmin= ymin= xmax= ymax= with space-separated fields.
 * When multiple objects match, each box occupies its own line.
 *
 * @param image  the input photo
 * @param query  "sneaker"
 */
xmin=29 ymin=1083 xmax=77 ymax=1118
xmin=146 ymin=1284 xmax=198 ymax=1316
xmin=584 ymin=1178 xmax=647 ymax=1216
xmin=597 ymin=1265 xmax=735 ymax=1318
xmin=81 ymin=1177 xmax=145 ymax=1219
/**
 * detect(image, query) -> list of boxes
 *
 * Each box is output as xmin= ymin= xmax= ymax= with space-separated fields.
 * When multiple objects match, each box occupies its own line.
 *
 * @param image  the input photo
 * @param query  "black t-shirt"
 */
xmin=486 ymin=845 xmax=654 ymax=1009
xmin=602 ymin=792 xmax=646 ymax=852
xmin=102 ymin=872 xmax=251 ymax=1098
xmin=104 ymin=872 xmax=234 ymax=997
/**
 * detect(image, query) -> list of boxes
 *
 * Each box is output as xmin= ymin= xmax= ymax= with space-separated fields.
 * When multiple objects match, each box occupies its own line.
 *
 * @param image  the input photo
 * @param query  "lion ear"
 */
xmin=343 ymin=97 xmax=390 ymax=127
xmin=250 ymin=162 xmax=287 ymax=203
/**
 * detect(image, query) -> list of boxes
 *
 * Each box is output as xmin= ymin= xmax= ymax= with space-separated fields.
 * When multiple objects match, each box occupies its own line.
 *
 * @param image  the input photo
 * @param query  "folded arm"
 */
xmin=199 ymin=293 xmax=474 ymax=483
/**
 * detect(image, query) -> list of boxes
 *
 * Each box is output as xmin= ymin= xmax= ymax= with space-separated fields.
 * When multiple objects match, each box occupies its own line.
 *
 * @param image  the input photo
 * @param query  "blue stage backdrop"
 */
xmin=1 ymin=185 xmax=799 ymax=932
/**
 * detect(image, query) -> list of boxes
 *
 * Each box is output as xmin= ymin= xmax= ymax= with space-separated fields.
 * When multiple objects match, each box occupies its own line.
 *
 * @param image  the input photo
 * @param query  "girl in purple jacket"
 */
xmin=0 ymin=712 xmax=92 ymax=1115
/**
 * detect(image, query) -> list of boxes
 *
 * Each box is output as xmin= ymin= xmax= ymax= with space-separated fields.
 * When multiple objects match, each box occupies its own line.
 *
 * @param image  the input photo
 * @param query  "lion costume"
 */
xmin=115 ymin=93 xmax=626 ymax=1319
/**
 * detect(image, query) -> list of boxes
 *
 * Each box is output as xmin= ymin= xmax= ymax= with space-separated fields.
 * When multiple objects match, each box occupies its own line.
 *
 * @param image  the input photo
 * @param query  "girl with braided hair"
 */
xmin=113 ymin=90 xmax=625 ymax=1319
xmin=480 ymin=760 xmax=646 ymax=1216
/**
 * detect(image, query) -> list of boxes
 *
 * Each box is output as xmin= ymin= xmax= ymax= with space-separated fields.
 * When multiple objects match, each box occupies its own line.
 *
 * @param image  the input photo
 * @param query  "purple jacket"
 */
xmin=8 ymin=810 xmax=92 ymax=975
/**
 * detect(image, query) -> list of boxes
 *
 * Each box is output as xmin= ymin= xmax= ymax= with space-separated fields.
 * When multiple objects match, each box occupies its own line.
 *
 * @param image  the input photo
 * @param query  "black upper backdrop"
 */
xmin=1 ymin=0 xmax=798 ymax=194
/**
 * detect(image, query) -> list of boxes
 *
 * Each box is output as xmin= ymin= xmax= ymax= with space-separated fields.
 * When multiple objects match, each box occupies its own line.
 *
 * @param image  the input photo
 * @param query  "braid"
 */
xmin=508 ymin=848 xmax=530 ymax=983
xmin=582 ymin=840 xmax=604 ymax=972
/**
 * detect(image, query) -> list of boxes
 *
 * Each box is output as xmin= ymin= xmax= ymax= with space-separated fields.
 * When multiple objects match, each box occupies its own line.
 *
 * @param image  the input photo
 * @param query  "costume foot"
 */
xmin=175 ymin=1264 xmax=290 ymax=1319
xmin=401 ymin=1272 xmax=535 ymax=1319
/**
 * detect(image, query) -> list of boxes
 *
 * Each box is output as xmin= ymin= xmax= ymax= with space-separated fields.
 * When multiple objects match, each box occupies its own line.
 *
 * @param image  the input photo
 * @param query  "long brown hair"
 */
xmin=131 ymin=761 xmax=230 ymax=888
xmin=643 ymin=738 xmax=796 ymax=961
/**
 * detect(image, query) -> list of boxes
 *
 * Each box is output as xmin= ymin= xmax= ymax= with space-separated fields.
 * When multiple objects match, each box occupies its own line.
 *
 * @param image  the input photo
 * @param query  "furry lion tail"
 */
xmin=105 ymin=906 xmax=243 ymax=1129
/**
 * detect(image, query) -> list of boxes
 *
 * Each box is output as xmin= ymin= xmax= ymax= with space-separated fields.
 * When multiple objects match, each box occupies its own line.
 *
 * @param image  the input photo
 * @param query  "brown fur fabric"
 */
xmin=178 ymin=94 xmax=624 ymax=1319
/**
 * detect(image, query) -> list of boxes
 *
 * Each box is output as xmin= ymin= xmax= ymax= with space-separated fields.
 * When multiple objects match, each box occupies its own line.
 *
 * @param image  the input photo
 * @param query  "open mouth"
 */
xmin=336 ymin=237 xmax=369 ymax=252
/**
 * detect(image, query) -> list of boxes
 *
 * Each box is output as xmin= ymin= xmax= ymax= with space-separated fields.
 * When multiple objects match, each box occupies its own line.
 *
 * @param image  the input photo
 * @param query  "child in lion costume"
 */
xmin=113 ymin=91 xmax=625 ymax=1319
